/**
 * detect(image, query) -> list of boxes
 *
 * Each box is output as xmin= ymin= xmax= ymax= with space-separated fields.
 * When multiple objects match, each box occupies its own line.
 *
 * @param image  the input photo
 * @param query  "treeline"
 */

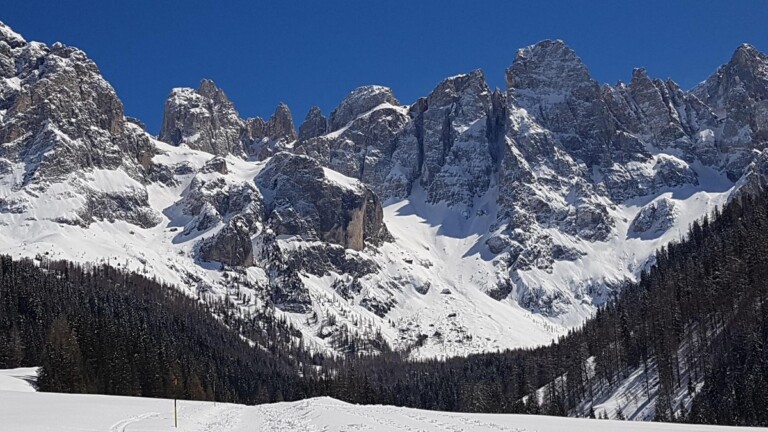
xmin=0 ymin=257 xmax=324 ymax=403
xmin=1 ymin=189 xmax=767 ymax=427
xmin=318 ymin=191 xmax=768 ymax=426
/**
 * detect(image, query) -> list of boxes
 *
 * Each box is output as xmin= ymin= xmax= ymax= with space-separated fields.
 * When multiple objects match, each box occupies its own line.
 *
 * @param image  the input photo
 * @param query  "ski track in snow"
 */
xmin=109 ymin=412 xmax=159 ymax=432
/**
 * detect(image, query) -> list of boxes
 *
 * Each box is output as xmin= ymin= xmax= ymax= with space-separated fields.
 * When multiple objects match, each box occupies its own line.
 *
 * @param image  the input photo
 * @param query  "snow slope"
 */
xmin=0 ymin=367 xmax=37 ymax=393
xmin=0 ymin=369 xmax=762 ymax=432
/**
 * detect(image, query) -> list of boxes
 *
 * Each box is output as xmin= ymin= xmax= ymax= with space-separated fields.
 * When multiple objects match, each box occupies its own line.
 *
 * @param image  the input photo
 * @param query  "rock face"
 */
xmin=0 ymin=24 xmax=152 ymax=180
xmin=295 ymin=71 xmax=504 ymax=209
xmin=630 ymin=198 xmax=678 ymax=237
xmin=729 ymin=149 xmax=768 ymax=199
xmin=506 ymin=39 xmax=622 ymax=168
xmin=159 ymin=80 xmax=296 ymax=160
xmin=153 ymin=151 xmax=389 ymax=313
xmin=199 ymin=215 xmax=255 ymax=266
xmin=329 ymin=85 xmax=400 ymax=131
xmin=255 ymin=152 xmax=388 ymax=251
xmin=416 ymin=70 xmax=499 ymax=208
xmin=245 ymin=103 xmax=297 ymax=160
xmin=0 ymin=21 xmax=158 ymax=227
xmin=693 ymin=44 xmax=768 ymax=179
xmin=159 ymin=80 xmax=246 ymax=157
xmin=298 ymin=106 xmax=328 ymax=142
xmin=295 ymin=86 xmax=412 ymax=199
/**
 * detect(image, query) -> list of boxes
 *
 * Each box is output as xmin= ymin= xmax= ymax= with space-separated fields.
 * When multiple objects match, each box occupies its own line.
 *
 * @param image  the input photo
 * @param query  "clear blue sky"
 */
xmin=3 ymin=1 xmax=768 ymax=133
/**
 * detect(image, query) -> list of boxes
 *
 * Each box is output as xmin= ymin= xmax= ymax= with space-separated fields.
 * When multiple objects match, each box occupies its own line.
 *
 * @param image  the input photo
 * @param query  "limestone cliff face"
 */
xmin=0 ymin=22 xmax=153 ymax=182
xmin=0 ymin=21 xmax=158 ymax=227
xmin=694 ymin=44 xmax=768 ymax=180
xmin=255 ymin=152 xmax=388 ymax=251
xmin=416 ymin=69 xmax=499 ymax=208
xmin=298 ymin=106 xmax=328 ymax=142
xmin=294 ymin=86 xmax=411 ymax=200
xmin=159 ymin=80 xmax=246 ymax=157
xmin=199 ymin=215 xmax=255 ymax=267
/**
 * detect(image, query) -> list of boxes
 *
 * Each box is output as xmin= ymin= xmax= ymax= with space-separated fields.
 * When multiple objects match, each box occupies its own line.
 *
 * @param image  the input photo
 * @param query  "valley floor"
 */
xmin=1 ymin=369 xmax=764 ymax=432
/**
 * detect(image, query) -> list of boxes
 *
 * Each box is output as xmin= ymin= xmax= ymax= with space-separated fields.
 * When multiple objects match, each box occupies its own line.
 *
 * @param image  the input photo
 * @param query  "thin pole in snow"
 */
xmin=174 ymin=398 xmax=178 ymax=428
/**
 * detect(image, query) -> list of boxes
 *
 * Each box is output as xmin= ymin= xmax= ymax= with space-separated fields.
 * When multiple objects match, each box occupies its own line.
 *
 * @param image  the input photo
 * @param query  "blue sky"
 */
xmin=3 ymin=1 xmax=768 ymax=133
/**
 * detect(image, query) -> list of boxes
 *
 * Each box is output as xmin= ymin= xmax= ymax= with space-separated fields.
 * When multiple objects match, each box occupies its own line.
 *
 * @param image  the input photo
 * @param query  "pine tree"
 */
xmin=38 ymin=317 xmax=85 ymax=393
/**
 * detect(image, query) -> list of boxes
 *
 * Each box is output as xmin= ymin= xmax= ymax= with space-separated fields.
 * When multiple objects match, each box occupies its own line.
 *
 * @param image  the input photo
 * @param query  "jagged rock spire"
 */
xmin=265 ymin=102 xmax=297 ymax=142
xmin=159 ymin=79 xmax=246 ymax=156
xmin=298 ymin=106 xmax=328 ymax=142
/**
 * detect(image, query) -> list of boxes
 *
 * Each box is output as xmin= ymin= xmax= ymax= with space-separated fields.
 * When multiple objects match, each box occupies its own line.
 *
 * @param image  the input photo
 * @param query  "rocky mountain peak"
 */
xmin=427 ymin=69 xmax=490 ymax=109
xmin=241 ymin=103 xmax=297 ymax=160
xmin=692 ymin=43 xmax=768 ymax=169
xmin=506 ymin=39 xmax=594 ymax=99
xmin=506 ymin=39 xmax=623 ymax=168
xmin=0 ymin=21 xmax=158 ymax=228
xmin=415 ymin=69 xmax=497 ymax=205
xmin=694 ymin=43 xmax=768 ymax=108
xmin=329 ymin=85 xmax=399 ymax=131
xmin=731 ymin=43 xmax=764 ymax=67
xmin=159 ymin=81 xmax=245 ymax=156
xmin=630 ymin=67 xmax=651 ymax=85
xmin=715 ymin=43 xmax=768 ymax=94
xmin=0 ymin=21 xmax=26 ymax=48
xmin=196 ymin=79 xmax=234 ymax=107
xmin=298 ymin=106 xmax=328 ymax=142
xmin=264 ymin=102 xmax=297 ymax=142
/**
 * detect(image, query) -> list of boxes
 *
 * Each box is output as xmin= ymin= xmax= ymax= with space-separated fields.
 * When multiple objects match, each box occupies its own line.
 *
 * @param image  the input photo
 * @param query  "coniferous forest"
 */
xmin=0 ymin=257 xmax=324 ymax=403
xmin=1 ymin=189 xmax=768 ymax=426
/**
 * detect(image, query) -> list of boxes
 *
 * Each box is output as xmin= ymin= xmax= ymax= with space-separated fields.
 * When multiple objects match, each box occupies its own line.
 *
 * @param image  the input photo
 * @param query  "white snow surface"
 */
xmin=0 ymin=368 xmax=761 ymax=432
xmin=0 ymin=367 xmax=37 ymax=393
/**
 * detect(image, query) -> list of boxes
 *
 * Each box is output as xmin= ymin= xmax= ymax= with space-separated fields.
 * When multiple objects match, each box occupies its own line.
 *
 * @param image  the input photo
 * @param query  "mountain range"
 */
xmin=2 ymin=20 xmax=768 ymax=358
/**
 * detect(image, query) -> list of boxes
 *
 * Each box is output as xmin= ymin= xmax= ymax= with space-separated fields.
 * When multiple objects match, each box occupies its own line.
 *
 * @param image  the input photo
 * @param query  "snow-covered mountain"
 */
xmin=3 ymin=20 xmax=768 ymax=358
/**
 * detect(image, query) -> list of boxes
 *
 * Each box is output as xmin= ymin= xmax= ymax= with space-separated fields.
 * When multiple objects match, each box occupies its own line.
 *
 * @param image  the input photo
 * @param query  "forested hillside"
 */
xmin=0 ymin=257 xmax=323 ymax=403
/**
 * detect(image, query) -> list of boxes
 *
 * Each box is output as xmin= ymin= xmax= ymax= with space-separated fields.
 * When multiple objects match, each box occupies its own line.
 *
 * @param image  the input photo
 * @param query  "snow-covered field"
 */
xmin=1 ymin=368 xmax=764 ymax=432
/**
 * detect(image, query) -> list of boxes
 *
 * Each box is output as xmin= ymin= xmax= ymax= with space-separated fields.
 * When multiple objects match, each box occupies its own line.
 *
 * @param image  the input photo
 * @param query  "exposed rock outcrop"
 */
xmin=245 ymin=102 xmax=297 ymax=160
xmin=199 ymin=215 xmax=255 ymax=266
xmin=0 ymin=21 xmax=158 ymax=227
xmin=159 ymin=80 xmax=296 ymax=160
xmin=298 ymin=106 xmax=328 ymax=142
xmin=329 ymin=85 xmax=400 ymax=131
xmin=630 ymin=198 xmax=678 ymax=237
xmin=159 ymin=80 xmax=246 ymax=157
xmin=255 ymin=153 xmax=388 ymax=251
xmin=694 ymin=44 xmax=768 ymax=179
